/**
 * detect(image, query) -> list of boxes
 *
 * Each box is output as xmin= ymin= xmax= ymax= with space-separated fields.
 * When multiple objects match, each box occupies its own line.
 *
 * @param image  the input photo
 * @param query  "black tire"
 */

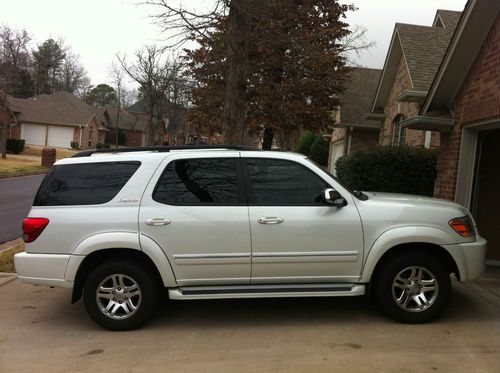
xmin=83 ymin=261 xmax=159 ymax=331
xmin=373 ymin=252 xmax=451 ymax=323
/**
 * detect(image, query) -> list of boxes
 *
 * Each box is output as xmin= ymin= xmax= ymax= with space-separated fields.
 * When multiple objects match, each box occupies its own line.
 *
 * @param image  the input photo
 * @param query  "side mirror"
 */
xmin=323 ymin=188 xmax=347 ymax=207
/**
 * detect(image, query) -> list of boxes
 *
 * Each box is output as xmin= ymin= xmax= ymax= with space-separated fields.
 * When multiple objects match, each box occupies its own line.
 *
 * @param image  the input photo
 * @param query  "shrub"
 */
xmin=95 ymin=142 xmax=106 ymax=149
xmin=6 ymin=138 xmax=25 ymax=154
xmin=70 ymin=141 xmax=79 ymax=149
xmin=309 ymin=135 xmax=330 ymax=166
xmin=293 ymin=131 xmax=316 ymax=155
xmin=335 ymin=145 xmax=437 ymax=196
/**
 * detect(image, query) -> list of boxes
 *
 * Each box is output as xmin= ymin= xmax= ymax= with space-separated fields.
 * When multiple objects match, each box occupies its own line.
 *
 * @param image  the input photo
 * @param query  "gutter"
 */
xmin=400 ymin=116 xmax=454 ymax=132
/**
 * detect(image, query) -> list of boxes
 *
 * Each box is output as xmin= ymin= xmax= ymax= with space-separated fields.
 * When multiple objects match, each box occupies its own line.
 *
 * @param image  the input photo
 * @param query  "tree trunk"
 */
xmin=0 ymin=122 xmax=8 ymax=159
xmin=262 ymin=127 xmax=274 ymax=150
xmin=221 ymin=0 xmax=252 ymax=145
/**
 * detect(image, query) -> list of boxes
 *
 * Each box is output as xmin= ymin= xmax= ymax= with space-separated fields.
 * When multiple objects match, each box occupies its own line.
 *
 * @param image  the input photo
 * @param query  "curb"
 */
xmin=0 ymin=238 xmax=23 ymax=254
xmin=0 ymin=170 xmax=47 ymax=179
xmin=0 ymin=273 xmax=16 ymax=287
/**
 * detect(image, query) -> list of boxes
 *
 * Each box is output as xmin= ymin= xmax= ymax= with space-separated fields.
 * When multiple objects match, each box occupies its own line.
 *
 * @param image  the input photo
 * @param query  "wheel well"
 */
xmin=71 ymin=249 xmax=164 ymax=304
xmin=370 ymin=242 xmax=460 ymax=285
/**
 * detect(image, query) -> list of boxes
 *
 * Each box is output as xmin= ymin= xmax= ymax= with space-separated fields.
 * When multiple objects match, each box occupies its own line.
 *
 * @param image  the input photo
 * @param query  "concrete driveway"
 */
xmin=0 ymin=270 xmax=499 ymax=373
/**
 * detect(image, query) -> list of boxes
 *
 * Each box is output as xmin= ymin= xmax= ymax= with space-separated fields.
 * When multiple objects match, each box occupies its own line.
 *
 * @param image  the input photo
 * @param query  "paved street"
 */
xmin=0 ymin=174 xmax=45 ymax=244
xmin=0 ymin=270 xmax=499 ymax=373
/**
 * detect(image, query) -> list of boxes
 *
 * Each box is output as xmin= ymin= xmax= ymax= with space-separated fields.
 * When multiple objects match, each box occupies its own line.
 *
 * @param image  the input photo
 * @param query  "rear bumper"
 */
xmin=14 ymin=252 xmax=74 ymax=289
xmin=457 ymin=236 xmax=487 ymax=281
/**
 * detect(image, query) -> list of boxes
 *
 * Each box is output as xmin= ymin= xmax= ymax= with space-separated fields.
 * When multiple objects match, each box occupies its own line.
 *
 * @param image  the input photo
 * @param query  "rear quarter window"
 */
xmin=34 ymin=161 xmax=141 ymax=206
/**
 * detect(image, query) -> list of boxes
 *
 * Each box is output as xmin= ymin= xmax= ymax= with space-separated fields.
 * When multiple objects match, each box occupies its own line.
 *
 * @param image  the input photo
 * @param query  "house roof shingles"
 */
xmin=435 ymin=9 xmax=462 ymax=30
xmin=99 ymin=105 xmax=148 ymax=132
xmin=396 ymin=23 xmax=455 ymax=92
xmin=9 ymin=91 xmax=101 ymax=127
xmin=339 ymin=67 xmax=382 ymax=126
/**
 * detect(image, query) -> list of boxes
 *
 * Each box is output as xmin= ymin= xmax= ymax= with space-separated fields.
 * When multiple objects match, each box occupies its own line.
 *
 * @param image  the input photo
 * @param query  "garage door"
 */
xmin=21 ymin=124 xmax=46 ymax=146
xmin=47 ymin=126 xmax=74 ymax=148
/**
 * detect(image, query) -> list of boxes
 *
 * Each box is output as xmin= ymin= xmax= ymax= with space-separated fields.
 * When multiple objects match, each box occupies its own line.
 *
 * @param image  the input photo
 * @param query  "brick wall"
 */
xmin=379 ymin=55 xmax=428 ymax=146
xmin=350 ymin=129 xmax=379 ymax=153
xmin=72 ymin=119 xmax=100 ymax=149
xmin=434 ymin=14 xmax=500 ymax=200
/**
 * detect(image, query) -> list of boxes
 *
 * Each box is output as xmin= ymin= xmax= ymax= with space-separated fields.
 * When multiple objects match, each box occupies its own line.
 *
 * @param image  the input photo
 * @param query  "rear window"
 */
xmin=34 ymin=161 xmax=141 ymax=206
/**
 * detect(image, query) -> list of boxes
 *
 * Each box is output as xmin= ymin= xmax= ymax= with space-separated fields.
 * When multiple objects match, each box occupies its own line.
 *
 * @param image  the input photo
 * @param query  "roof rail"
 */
xmin=71 ymin=145 xmax=260 ymax=158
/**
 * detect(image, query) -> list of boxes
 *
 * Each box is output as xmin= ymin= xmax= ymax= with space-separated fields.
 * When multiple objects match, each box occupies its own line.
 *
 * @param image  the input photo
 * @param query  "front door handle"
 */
xmin=257 ymin=217 xmax=284 ymax=225
xmin=145 ymin=218 xmax=171 ymax=226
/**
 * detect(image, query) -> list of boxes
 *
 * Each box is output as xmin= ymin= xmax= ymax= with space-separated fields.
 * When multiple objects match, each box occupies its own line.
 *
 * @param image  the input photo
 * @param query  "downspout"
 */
xmin=79 ymin=125 xmax=83 ymax=148
xmin=347 ymin=127 xmax=353 ymax=155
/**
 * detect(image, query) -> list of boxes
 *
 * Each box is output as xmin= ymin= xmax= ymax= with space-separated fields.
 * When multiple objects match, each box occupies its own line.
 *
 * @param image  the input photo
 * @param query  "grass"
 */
xmin=0 ymin=156 xmax=48 ymax=174
xmin=22 ymin=145 xmax=77 ymax=160
xmin=0 ymin=244 xmax=24 ymax=273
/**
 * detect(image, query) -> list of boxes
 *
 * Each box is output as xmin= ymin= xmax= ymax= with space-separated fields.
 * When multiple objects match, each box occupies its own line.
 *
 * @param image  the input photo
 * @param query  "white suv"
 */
xmin=14 ymin=146 xmax=486 ymax=330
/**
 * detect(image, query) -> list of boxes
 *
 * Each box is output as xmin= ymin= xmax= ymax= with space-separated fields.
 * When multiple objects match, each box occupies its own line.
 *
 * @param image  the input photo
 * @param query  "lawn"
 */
xmin=22 ymin=145 xmax=77 ymax=160
xmin=0 ymin=156 xmax=48 ymax=174
xmin=0 ymin=244 xmax=24 ymax=273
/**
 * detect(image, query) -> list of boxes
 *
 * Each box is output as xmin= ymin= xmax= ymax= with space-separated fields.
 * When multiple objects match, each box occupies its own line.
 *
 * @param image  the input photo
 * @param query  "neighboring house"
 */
xmin=370 ymin=9 xmax=462 ymax=148
xmin=97 ymin=106 xmax=147 ymax=147
xmin=6 ymin=91 xmax=106 ymax=149
xmin=328 ymin=67 xmax=382 ymax=174
xmin=127 ymin=99 xmax=188 ymax=145
xmin=401 ymin=0 xmax=500 ymax=263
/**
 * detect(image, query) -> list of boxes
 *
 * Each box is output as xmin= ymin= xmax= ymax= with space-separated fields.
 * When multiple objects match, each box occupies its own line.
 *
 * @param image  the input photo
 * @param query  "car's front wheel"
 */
xmin=83 ymin=261 xmax=159 ymax=331
xmin=374 ymin=252 xmax=451 ymax=323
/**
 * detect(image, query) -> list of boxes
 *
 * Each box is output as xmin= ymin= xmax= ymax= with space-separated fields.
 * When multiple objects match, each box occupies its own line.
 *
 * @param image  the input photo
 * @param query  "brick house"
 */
xmin=97 ymin=106 xmax=147 ymax=147
xmin=370 ymin=9 xmax=462 ymax=148
xmin=6 ymin=91 xmax=106 ymax=149
xmin=128 ymin=99 xmax=188 ymax=145
xmin=402 ymin=0 xmax=500 ymax=263
xmin=328 ymin=67 xmax=382 ymax=174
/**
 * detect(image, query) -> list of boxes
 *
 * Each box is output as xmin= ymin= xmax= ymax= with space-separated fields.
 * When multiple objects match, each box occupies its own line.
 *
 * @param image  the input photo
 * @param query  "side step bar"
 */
xmin=168 ymin=283 xmax=365 ymax=300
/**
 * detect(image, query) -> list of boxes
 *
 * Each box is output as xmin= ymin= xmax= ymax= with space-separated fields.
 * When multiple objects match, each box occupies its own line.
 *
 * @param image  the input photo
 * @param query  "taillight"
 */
xmin=449 ymin=217 xmax=475 ymax=238
xmin=23 ymin=218 xmax=49 ymax=243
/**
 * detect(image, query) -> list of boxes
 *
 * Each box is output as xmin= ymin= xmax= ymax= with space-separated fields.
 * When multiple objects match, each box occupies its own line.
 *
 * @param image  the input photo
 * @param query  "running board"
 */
xmin=168 ymin=283 xmax=365 ymax=300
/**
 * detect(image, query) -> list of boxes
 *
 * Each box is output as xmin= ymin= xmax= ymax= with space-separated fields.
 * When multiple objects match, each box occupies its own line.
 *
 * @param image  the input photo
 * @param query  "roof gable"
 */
xmin=433 ymin=10 xmax=462 ymax=30
xmin=423 ymin=0 xmax=500 ymax=113
xmin=371 ymin=14 xmax=458 ymax=112
xmin=339 ymin=67 xmax=382 ymax=127
xmin=9 ymin=91 xmax=97 ymax=127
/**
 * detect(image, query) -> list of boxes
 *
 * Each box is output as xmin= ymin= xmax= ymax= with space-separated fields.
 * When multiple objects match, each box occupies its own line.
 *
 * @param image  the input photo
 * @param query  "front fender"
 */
xmin=360 ymin=226 xmax=465 ymax=282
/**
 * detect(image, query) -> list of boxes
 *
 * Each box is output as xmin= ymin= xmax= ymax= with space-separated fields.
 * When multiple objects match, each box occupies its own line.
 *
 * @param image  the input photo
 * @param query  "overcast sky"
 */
xmin=2 ymin=0 xmax=467 ymax=88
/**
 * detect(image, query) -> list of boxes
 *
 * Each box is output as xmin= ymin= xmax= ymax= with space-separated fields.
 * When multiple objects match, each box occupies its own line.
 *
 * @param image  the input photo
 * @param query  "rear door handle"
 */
xmin=257 ymin=217 xmax=284 ymax=225
xmin=145 ymin=218 xmax=171 ymax=226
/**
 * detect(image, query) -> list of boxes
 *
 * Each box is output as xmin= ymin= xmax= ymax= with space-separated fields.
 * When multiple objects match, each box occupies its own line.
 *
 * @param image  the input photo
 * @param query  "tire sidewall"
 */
xmin=83 ymin=261 xmax=159 ymax=331
xmin=374 ymin=253 xmax=451 ymax=323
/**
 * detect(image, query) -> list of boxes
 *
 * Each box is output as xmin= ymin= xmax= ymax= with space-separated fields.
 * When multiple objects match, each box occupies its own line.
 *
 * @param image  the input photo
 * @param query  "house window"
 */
xmin=393 ymin=114 xmax=406 ymax=146
xmin=88 ymin=127 xmax=94 ymax=147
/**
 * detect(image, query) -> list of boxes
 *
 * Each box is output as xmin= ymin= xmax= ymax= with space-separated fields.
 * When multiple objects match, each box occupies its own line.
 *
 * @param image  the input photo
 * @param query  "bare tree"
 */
xmin=117 ymin=46 xmax=173 ymax=145
xmin=340 ymin=25 xmax=376 ymax=66
xmin=141 ymin=0 xmax=257 ymax=145
xmin=0 ymin=25 xmax=33 ymax=97
xmin=108 ymin=61 xmax=125 ymax=148
xmin=58 ymin=51 xmax=89 ymax=94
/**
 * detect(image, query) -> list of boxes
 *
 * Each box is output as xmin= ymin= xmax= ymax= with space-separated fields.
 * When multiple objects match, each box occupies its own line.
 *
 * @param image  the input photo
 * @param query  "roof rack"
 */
xmin=71 ymin=145 xmax=260 ymax=158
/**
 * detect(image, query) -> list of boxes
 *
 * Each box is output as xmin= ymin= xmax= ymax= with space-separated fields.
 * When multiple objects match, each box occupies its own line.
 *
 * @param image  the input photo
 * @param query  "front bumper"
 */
xmin=458 ymin=236 xmax=487 ymax=281
xmin=14 ymin=252 xmax=74 ymax=288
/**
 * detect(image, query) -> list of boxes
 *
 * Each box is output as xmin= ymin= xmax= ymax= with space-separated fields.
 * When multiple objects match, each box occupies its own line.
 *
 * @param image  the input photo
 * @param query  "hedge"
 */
xmin=294 ymin=131 xmax=329 ymax=166
xmin=6 ymin=138 xmax=25 ymax=154
xmin=335 ymin=145 xmax=437 ymax=196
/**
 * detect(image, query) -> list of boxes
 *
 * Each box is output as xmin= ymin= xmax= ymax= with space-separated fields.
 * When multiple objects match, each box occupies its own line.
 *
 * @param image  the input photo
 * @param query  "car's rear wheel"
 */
xmin=83 ymin=261 xmax=159 ymax=331
xmin=374 ymin=253 xmax=451 ymax=323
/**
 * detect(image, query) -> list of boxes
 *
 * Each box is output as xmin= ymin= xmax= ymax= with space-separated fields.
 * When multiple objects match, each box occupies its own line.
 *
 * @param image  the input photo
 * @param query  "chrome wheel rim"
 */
xmin=392 ymin=266 xmax=439 ymax=312
xmin=96 ymin=274 xmax=142 ymax=320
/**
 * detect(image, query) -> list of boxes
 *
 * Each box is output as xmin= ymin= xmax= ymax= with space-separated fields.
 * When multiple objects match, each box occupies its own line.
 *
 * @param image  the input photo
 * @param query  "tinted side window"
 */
xmin=154 ymin=158 xmax=241 ymax=205
xmin=246 ymin=158 xmax=328 ymax=205
xmin=34 ymin=162 xmax=141 ymax=206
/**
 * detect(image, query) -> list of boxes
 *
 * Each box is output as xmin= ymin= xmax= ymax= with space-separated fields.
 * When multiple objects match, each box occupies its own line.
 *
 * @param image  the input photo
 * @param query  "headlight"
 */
xmin=449 ymin=216 xmax=475 ymax=238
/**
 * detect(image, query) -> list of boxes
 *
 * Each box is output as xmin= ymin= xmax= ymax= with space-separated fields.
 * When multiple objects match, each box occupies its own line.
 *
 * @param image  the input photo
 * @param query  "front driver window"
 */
xmin=245 ymin=158 xmax=329 ymax=205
